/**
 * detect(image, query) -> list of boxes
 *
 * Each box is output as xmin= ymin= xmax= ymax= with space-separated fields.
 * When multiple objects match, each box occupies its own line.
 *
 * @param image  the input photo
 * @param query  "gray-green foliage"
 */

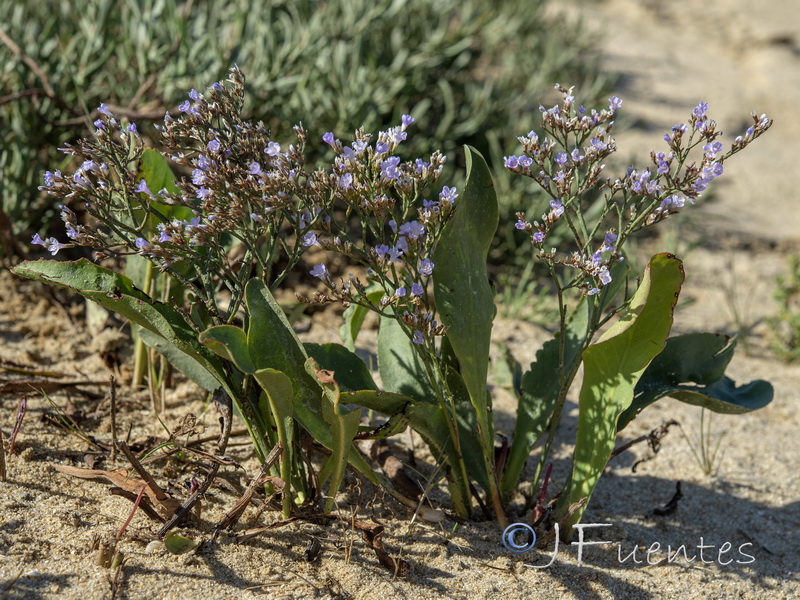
xmin=1 ymin=0 xmax=609 ymax=255
xmin=768 ymin=255 xmax=800 ymax=362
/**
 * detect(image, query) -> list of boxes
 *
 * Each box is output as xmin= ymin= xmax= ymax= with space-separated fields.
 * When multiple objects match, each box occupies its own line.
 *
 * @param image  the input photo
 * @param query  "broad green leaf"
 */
xmin=244 ymin=279 xmax=327 ymax=439
xmin=339 ymin=289 xmax=384 ymax=351
xmin=669 ymin=377 xmax=773 ymax=412
xmin=617 ymin=333 xmax=772 ymax=429
xmin=138 ymin=328 xmax=220 ymax=392
xmin=561 ymin=253 xmax=684 ymax=531
xmin=304 ymin=342 xmax=377 ymax=392
xmin=377 ymin=315 xmax=436 ymax=405
xmin=200 ymin=324 xmax=255 ymax=373
xmin=11 ymin=260 xmax=225 ymax=384
xmin=433 ymin=145 xmax=498 ymax=459
xmin=500 ymin=297 xmax=589 ymax=498
xmin=305 ymin=358 xmax=362 ymax=513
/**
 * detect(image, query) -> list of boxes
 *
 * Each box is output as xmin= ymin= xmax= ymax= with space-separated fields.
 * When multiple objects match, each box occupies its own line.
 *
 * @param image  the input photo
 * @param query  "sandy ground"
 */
xmin=2 ymin=1 xmax=800 ymax=598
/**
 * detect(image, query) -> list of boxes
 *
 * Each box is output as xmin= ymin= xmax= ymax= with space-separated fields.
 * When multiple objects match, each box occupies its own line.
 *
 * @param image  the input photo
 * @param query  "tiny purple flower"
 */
xmin=127 ymin=123 xmax=138 ymax=135
xmin=554 ymin=152 xmax=568 ymax=165
xmin=412 ymin=330 xmax=424 ymax=345
xmin=388 ymin=246 xmax=403 ymax=262
xmin=134 ymin=179 xmax=153 ymax=196
xmin=178 ymin=100 xmax=191 ymax=112
xmin=338 ymin=173 xmax=353 ymax=189
xmin=32 ymin=234 xmax=67 ymax=256
xmin=439 ymin=186 xmax=458 ymax=203
xmin=550 ymin=199 xmax=564 ymax=218
xmin=693 ymin=101 xmax=709 ymax=119
xmin=98 ymin=103 xmax=114 ymax=117
xmin=504 ymin=155 xmax=519 ymax=169
xmin=249 ymin=162 xmax=262 ymax=175
xmin=43 ymin=170 xmax=60 ymax=187
xmin=599 ymin=268 xmax=612 ymax=286
xmin=94 ymin=119 xmax=105 ymax=130
xmin=515 ymin=219 xmax=528 ymax=230
xmin=322 ymin=132 xmax=335 ymax=145
xmin=418 ymin=258 xmax=434 ymax=276
xmin=533 ymin=231 xmax=545 ymax=243
xmin=302 ymin=232 xmax=317 ymax=247
xmin=310 ymin=264 xmax=328 ymax=279
xmin=135 ymin=237 xmax=151 ymax=249
xmin=265 ymin=141 xmax=281 ymax=156
xmin=208 ymin=139 xmax=221 ymax=152
xmin=189 ymin=89 xmax=201 ymax=101
xmin=196 ymin=187 xmax=211 ymax=200
xmin=518 ymin=155 xmax=533 ymax=168
xmin=587 ymin=287 xmax=600 ymax=296
xmin=401 ymin=114 xmax=414 ymax=129
xmin=608 ymin=96 xmax=623 ymax=111
xmin=399 ymin=220 xmax=425 ymax=240
xmin=411 ymin=283 xmax=423 ymax=296
xmin=375 ymin=141 xmax=389 ymax=154
xmin=192 ymin=169 xmax=206 ymax=185
xmin=375 ymin=244 xmax=390 ymax=259
xmin=396 ymin=287 xmax=407 ymax=297
xmin=396 ymin=236 xmax=408 ymax=252
xmin=381 ymin=156 xmax=401 ymax=180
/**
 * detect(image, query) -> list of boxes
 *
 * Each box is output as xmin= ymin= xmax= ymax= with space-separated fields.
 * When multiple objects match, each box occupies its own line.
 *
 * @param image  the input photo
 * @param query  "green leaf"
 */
xmin=200 ymin=324 xmax=255 ymax=373
xmin=243 ymin=279 xmax=327 ymax=439
xmin=433 ymin=145 xmax=498 ymax=458
xmin=304 ymin=342 xmax=377 ymax=392
xmin=617 ymin=333 xmax=772 ymax=429
xmin=339 ymin=288 xmax=384 ymax=351
xmin=561 ymin=253 xmax=684 ymax=531
xmin=305 ymin=358 xmax=363 ymax=514
xmin=164 ymin=532 xmax=198 ymax=555
xmin=252 ymin=368 xmax=295 ymax=517
xmin=138 ymin=329 xmax=220 ymax=392
xmin=11 ymin=260 xmax=226 ymax=384
xmin=377 ymin=315 xmax=436 ymax=405
xmin=501 ymin=298 xmax=589 ymax=497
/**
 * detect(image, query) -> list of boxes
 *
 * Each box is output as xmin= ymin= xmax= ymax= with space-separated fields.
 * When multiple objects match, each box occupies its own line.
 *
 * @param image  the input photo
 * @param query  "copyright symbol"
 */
xmin=502 ymin=522 xmax=536 ymax=553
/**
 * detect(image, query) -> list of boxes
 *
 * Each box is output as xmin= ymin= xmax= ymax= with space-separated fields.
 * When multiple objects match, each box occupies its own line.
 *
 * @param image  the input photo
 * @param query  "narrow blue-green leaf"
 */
xmin=433 ymin=145 xmax=498 ymax=458
xmin=562 ymin=253 xmax=684 ymax=531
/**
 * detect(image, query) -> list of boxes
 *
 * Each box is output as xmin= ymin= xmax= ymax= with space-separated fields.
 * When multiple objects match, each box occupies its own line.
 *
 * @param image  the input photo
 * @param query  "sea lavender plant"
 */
xmin=14 ymin=73 xmax=774 ymax=539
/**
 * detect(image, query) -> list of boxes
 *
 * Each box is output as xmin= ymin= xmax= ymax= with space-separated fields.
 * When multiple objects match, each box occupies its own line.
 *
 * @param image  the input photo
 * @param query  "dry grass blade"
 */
xmin=156 ymin=388 xmax=233 ymax=536
xmin=8 ymin=395 xmax=27 ymax=455
xmin=216 ymin=442 xmax=283 ymax=531
xmin=52 ymin=463 xmax=180 ymax=520
xmin=0 ymin=429 xmax=6 ymax=482
xmin=236 ymin=513 xmax=411 ymax=576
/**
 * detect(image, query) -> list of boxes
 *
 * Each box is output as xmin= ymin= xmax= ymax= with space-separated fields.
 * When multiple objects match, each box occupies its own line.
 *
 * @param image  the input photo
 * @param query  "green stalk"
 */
xmin=132 ymin=259 xmax=154 ymax=389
